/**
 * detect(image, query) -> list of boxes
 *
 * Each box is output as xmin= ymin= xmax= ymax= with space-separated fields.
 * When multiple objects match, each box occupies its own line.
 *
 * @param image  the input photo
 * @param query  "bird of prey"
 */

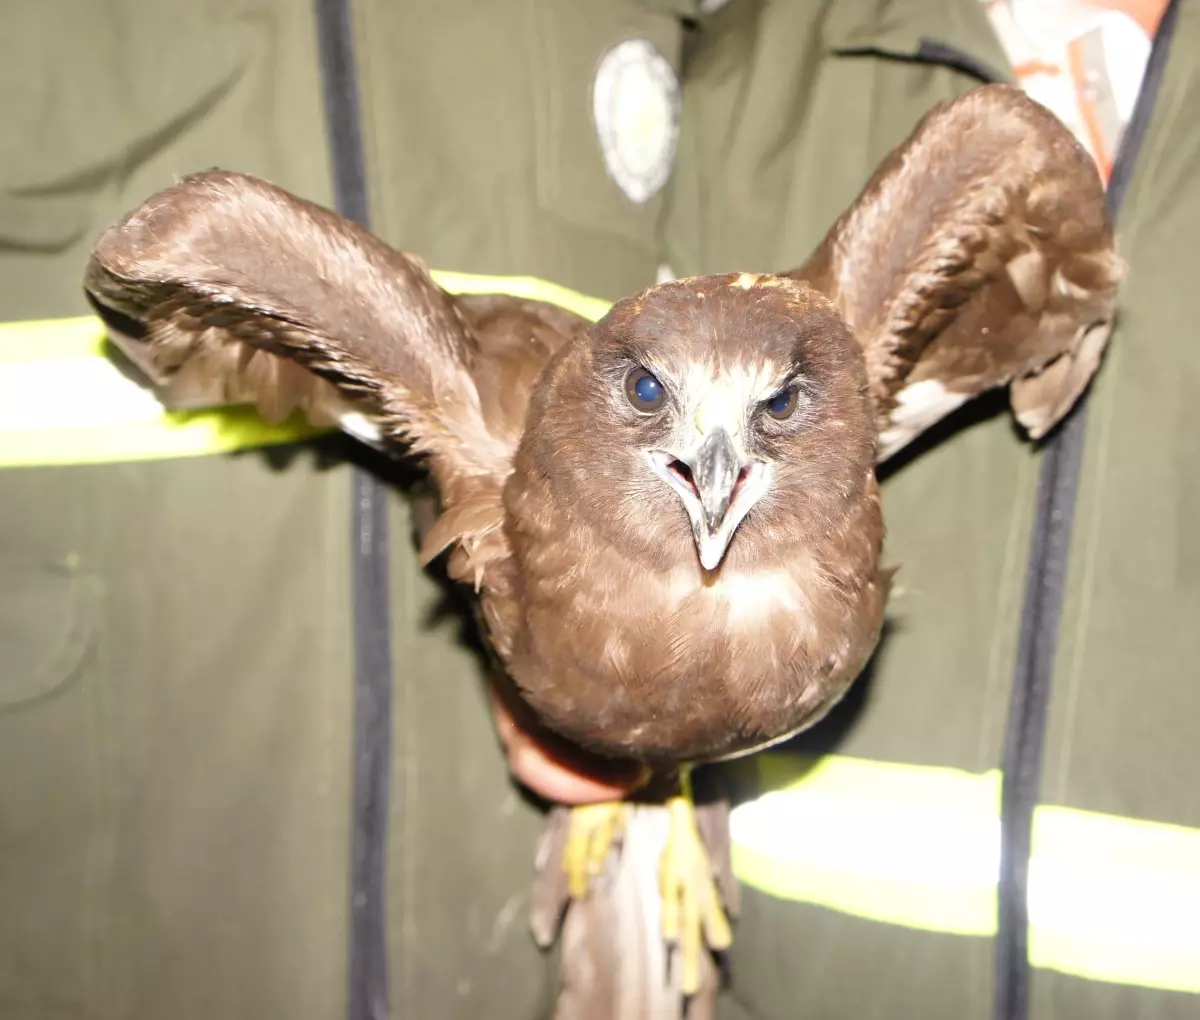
xmin=81 ymin=85 xmax=1118 ymax=1015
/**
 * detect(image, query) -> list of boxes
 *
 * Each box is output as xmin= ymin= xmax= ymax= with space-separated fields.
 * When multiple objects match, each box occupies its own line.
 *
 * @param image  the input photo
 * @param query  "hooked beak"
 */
xmin=648 ymin=428 xmax=772 ymax=571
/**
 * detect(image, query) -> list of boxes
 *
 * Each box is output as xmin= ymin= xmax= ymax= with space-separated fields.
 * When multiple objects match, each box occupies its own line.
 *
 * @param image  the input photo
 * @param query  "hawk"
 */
xmin=82 ymin=86 xmax=1118 ymax=1014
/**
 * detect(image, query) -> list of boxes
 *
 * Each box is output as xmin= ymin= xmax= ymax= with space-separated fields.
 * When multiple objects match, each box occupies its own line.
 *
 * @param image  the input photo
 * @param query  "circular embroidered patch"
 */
xmin=592 ymin=39 xmax=681 ymax=205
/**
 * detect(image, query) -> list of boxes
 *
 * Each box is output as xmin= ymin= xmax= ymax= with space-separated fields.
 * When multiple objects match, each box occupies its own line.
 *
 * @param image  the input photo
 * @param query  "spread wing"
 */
xmin=83 ymin=170 xmax=584 ymax=589
xmin=789 ymin=85 xmax=1122 ymax=462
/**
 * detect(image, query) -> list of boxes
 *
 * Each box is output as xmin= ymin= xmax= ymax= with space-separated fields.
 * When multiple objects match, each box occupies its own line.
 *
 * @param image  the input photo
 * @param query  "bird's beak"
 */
xmin=648 ymin=425 xmax=771 ymax=572
xmin=692 ymin=428 xmax=740 ymax=536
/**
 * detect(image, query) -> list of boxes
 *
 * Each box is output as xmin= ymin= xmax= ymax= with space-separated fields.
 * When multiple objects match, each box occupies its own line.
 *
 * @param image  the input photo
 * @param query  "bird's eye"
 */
xmin=625 ymin=367 xmax=666 ymax=412
xmin=766 ymin=385 xmax=799 ymax=420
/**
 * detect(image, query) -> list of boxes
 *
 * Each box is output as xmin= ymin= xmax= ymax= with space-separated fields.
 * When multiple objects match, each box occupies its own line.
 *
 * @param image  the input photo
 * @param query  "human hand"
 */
xmin=487 ymin=683 xmax=650 ymax=804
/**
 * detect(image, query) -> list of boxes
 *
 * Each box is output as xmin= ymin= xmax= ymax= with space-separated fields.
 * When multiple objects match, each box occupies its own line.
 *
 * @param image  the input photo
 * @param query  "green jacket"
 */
xmin=667 ymin=2 xmax=1200 ymax=1019
xmin=2 ymin=1 xmax=1197 ymax=1019
xmin=0 ymin=2 xmax=688 ymax=1018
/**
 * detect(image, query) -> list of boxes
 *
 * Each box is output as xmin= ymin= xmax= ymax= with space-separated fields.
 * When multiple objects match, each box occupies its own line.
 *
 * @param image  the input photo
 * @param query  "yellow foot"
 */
xmin=659 ymin=776 xmax=733 ymax=996
xmin=563 ymin=801 xmax=628 ymax=900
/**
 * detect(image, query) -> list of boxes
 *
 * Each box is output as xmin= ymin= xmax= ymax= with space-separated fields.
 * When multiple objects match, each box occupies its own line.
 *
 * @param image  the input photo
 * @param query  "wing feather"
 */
xmin=83 ymin=170 xmax=581 ymax=592
xmin=789 ymin=85 xmax=1122 ymax=462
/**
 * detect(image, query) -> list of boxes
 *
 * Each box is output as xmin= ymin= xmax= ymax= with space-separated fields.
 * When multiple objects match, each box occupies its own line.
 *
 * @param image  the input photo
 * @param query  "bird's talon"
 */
xmin=658 ymin=787 xmax=732 ymax=996
xmin=563 ymin=801 xmax=627 ymax=900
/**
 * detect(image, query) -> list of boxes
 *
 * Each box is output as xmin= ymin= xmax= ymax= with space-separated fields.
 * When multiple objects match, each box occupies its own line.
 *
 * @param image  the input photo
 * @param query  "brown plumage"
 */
xmin=88 ymin=177 xmax=891 ymax=769
xmin=82 ymin=85 xmax=1118 ymax=1019
xmin=797 ymin=86 xmax=1120 ymax=460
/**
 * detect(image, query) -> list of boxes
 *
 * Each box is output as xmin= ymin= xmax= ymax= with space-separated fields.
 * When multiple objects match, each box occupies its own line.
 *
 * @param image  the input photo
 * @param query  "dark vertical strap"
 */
xmin=315 ymin=0 xmax=370 ymax=226
xmin=994 ymin=5 xmax=1181 ymax=1019
xmin=313 ymin=3 xmax=394 ymax=1020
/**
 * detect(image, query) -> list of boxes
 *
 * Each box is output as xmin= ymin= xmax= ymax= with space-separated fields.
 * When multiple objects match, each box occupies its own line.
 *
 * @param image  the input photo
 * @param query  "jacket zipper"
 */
xmin=994 ymin=5 xmax=1181 ymax=1019
xmin=916 ymin=5 xmax=1182 ymax=1018
xmin=313 ymin=3 xmax=396 ymax=1020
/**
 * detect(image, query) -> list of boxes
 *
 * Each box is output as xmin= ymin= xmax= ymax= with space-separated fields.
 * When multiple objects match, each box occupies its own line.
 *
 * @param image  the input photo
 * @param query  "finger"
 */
xmin=510 ymin=741 xmax=646 ymax=805
xmin=488 ymin=683 xmax=650 ymax=804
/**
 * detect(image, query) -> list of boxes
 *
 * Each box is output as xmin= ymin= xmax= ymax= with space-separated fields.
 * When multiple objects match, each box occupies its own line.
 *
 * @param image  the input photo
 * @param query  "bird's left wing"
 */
xmin=84 ymin=170 xmax=534 ymax=589
xmin=789 ymin=85 xmax=1122 ymax=462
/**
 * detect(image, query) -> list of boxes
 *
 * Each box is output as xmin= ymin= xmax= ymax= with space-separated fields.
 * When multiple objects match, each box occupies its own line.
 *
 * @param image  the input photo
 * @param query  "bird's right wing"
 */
xmin=84 ymin=169 xmax=547 ymax=589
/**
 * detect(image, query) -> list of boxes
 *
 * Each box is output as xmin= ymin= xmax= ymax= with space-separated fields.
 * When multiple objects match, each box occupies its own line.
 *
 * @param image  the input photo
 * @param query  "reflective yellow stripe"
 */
xmin=732 ymin=755 xmax=1001 ymax=934
xmin=0 ymin=316 xmax=330 ymax=467
xmin=0 ymin=273 xmax=612 ymax=469
xmin=431 ymin=270 xmax=613 ymax=323
xmin=9 ymin=280 xmax=1195 ymax=995
xmin=731 ymin=752 xmax=1200 ymax=995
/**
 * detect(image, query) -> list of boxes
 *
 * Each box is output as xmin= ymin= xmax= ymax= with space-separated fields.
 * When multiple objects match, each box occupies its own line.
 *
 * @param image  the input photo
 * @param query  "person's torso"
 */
xmin=666 ymin=2 xmax=1200 ymax=1018
xmin=0 ymin=3 xmax=689 ymax=1017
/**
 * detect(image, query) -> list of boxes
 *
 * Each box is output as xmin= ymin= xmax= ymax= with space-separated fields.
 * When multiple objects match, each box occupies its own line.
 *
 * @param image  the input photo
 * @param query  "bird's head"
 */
xmin=519 ymin=273 xmax=877 ymax=573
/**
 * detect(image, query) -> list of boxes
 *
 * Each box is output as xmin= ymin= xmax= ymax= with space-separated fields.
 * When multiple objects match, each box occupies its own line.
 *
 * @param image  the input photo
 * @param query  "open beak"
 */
xmin=648 ymin=427 xmax=771 ymax=572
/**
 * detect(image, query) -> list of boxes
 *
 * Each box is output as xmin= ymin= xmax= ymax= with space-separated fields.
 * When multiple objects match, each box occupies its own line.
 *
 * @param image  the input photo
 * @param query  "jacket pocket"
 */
xmin=529 ymin=0 xmax=684 ymax=252
xmin=0 ymin=0 xmax=249 ymax=254
xmin=0 ymin=559 xmax=98 ymax=707
xmin=0 ymin=558 xmax=111 ymax=1015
